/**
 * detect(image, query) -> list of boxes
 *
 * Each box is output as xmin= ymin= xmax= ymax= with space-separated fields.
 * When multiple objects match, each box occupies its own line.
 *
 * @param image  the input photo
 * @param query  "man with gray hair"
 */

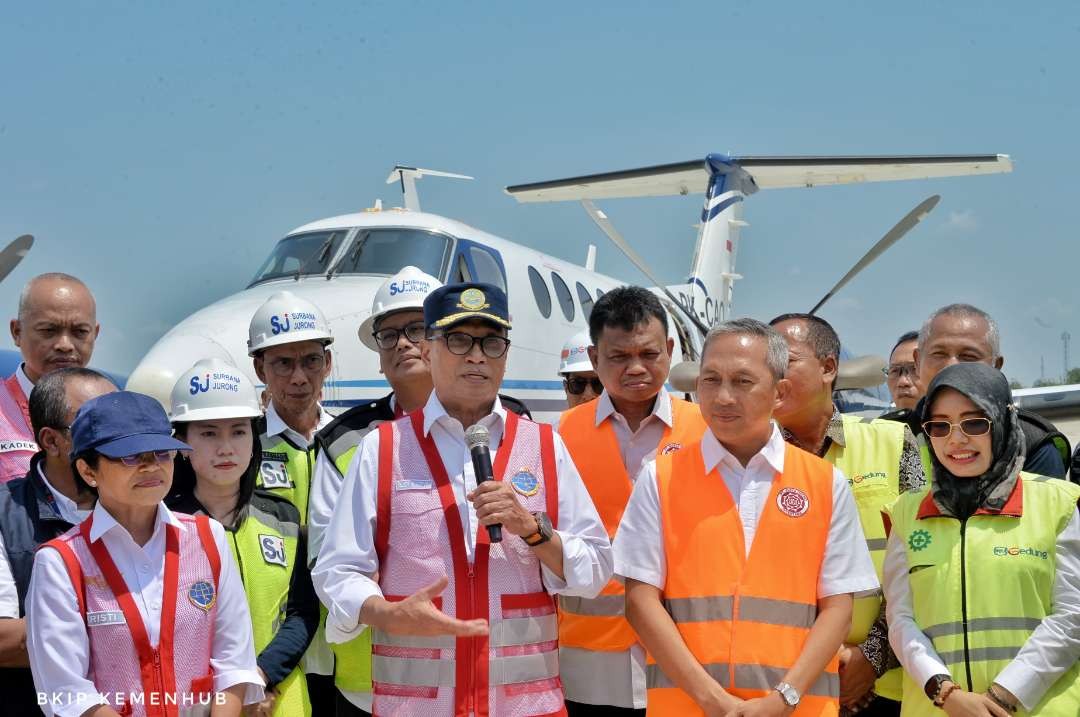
xmin=0 ymin=367 xmax=115 ymax=713
xmin=1 ymin=273 xmax=99 ymax=484
xmin=908 ymin=303 xmax=1070 ymax=478
xmin=615 ymin=318 xmax=876 ymax=715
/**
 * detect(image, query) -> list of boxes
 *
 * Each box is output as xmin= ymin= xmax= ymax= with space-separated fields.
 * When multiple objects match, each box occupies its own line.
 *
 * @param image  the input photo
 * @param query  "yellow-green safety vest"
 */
xmin=824 ymin=413 xmax=905 ymax=701
xmin=230 ymin=496 xmax=311 ymax=717
xmin=258 ymin=431 xmax=314 ymax=525
xmin=887 ymin=473 xmax=1080 ymax=716
xmin=320 ymin=436 xmax=374 ymax=694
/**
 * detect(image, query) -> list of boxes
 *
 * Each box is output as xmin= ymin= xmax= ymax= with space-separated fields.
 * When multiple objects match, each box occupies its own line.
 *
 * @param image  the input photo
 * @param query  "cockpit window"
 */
xmin=329 ymin=228 xmax=452 ymax=279
xmin=249 ymin=230 xmax=348 ymax=286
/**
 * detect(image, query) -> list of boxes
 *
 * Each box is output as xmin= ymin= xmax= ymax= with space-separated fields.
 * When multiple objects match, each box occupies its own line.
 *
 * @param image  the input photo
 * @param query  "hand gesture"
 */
xmin=366 ymin=576 xmax=489 ymax=637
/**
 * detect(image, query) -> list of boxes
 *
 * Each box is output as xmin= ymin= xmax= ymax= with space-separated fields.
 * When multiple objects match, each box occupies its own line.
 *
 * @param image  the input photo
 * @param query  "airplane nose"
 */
xmin=127 ymin=333 xmax=238 ymax=409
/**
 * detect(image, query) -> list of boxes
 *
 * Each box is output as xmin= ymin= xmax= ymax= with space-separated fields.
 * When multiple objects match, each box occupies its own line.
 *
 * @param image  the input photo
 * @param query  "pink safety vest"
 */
xmin=43 ymin=512 xmax=223 ymax=717
xmin=0 ymin=373 xmax=36 ymax=484
xmin=371 ymin=409 xmax=565 ymax=717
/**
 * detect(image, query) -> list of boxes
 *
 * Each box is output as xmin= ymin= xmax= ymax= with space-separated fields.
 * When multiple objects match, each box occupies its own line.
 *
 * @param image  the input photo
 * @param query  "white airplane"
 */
xmin=126 ymin=155 xmax=1013 ymax=422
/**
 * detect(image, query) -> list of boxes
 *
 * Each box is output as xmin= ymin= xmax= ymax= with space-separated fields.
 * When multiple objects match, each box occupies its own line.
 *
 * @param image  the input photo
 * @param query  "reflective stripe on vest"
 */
xmin=229 ymin=502 xmax=310 ymax=717
xmin=558 ymin=395 xmax=705 ymax=653
xmin=371 ymin=409 xmax=565 ymax=716
xmin=44 ymin=513 xmax=221 ymax=717
xmin=887 ymin=473 xmax=1080 ymax=717
xmin=822 ymin=414 xmax=904 ymax=701
xmin=648 ymin=439 xmax=839 ymax=717
xmin=257 ymin=433 xmax=313 ymax=524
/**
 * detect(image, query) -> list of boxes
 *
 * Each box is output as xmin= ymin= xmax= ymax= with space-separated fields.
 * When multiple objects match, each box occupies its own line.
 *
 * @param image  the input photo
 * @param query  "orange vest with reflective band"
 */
xmin=558 ymin=396 xmax=705 ymax=652
xmin=649 ymin=440 xmax=840 ymax=716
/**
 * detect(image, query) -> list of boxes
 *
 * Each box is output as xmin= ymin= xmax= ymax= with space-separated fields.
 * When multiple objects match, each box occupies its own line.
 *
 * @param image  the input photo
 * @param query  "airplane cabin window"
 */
xmin=469 ymin=247 xmax=507 ymax=291
xmin=551 ymin=272 xmax=575 ymax=322
xmin=317 ymin=228 xmax=452 ymax=283
xmin=249 ymin=230 xmax=347 ymax=285
xmin=576 ymin=282 xmax=594 ymax=320
xmin=528 ymin=266 xmax=552 ymax=319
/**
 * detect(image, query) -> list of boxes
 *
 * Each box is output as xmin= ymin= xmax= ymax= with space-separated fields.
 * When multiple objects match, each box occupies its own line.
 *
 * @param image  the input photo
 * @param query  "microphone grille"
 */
xmin=464 ymin=423 xmax=490 ymax=450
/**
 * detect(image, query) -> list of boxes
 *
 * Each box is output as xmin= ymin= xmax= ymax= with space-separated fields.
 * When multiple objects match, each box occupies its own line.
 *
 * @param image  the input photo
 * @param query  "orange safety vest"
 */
xmin=648 ymin=440 xmax=840 ymax=716
xmin=558 ymin=395 xmax=706 ymax=652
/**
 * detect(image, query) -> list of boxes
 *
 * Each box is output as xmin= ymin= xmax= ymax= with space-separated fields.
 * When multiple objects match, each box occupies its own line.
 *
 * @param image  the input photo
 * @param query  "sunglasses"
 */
xmin=921 ymin=418 xmax=992 ymax=439
xmin=373 ymin=322 xmax=426 ymax=350
xmin=565 ymin=376 xmax=603 ymax=396
xmin=107 ymin=450 xmax=178 ymax=467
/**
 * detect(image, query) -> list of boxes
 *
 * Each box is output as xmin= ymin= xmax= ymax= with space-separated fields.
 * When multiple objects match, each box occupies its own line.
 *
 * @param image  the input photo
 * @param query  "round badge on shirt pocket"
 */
xmin=776 ymin=487 xmax=809 ymax=517
xmin=510 ymin=469 xmax=539 ymax=497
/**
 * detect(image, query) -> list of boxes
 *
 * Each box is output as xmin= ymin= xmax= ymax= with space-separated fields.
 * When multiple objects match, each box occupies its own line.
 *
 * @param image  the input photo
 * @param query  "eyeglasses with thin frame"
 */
xmin=882 ymin=363 xmax=917 ymax=380
xmin=373 ymin=322 xmax=426 ymax=350
xmin=565 ymin=376 xmax=603 ymax=396
xmin=434 ymin=332 xmax=511 ymax=358
xmin=106 ymin=450 xmax=178 ymax=467
xmin=921 ymin=418 xmax=992 ymax=439
xmin=266 ymin=353 xmax=327 ymax=377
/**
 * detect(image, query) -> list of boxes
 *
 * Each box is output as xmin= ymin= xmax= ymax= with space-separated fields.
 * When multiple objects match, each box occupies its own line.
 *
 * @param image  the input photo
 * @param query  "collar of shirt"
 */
xmin=701 ymin=421 xmax=786 ymax=476
xmin=36 ymin=462 xmax=88 ymax=524
xmin=780 ymin=405 xmax=845 ymax=457
xmin=89 ymin=501 xmax=182 ymax=545
xmin=422 ymin=391 xmax=505 ymax=441
xmin=15 ymin=363 xmax=33 ymax=399
xmin=594 ymin=387 xmax=674 ymax=430
xmin=265 ymin=400 xmax=330 ymax=446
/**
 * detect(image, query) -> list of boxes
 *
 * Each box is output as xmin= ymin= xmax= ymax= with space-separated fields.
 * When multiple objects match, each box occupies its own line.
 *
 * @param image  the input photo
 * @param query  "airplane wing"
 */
xmin=505 ymin=154 xmax=1012 ymax=202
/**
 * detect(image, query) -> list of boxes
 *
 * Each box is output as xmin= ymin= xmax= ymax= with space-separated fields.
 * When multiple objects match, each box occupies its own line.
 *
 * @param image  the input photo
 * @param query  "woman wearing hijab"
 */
xmin=165 ymin=359 xmax=317 ymax=717
xmin=26 ymin=390 xmax=264 ymax=716
xmin=883 ymin=363 xmax=1080 ymax=716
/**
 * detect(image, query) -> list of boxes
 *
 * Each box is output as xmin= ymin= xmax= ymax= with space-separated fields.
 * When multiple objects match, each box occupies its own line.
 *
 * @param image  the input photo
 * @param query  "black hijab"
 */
xmin=921 ymin=363 xmax=1025 ymax=518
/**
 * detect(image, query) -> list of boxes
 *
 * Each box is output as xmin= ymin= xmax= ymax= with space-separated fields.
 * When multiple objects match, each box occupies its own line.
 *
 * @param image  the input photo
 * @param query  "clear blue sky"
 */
xmin=1 ymin=1 xmax=1077 ymax=385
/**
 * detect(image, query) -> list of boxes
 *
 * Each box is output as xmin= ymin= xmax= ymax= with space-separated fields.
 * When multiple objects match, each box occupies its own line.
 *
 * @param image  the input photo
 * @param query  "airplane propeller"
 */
xmin=808 ymin=195 xmax=940 ymax=315
xmin=580 ymin=200 xmax=711 ymax=338
xmin=0 ymin=235 xmax=33 ymax=285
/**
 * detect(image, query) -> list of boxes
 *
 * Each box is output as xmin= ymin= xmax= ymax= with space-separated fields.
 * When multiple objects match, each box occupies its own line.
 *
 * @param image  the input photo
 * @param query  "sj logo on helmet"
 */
xmin=270 ymin=311 xmax=319 ymax=335
xmin=389 ymin=279 xmax=431 ymax=296
xmin=190 ymin=374 xmax=211 ymax=394
xmin=190 ymin=371 xmax=242 ymax=395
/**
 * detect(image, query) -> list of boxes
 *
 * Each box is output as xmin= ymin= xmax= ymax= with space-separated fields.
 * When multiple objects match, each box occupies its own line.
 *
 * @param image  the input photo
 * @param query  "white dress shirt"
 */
xmin=557 ymin=388 xmax=676 ymax=709
xmin=15 ymin=364 xmax=34 ymax=401
xmin=884 ymin=508 xmax=1080 ymax=711
xmin=0 ymin=464 xmax=93 ymax=618
xmin=264 ymin=400 xmax=331 ymax=447
xmin=309 ymin=395 xmax=397 ymax=566
xmin=0 ymin=530 xmax=17 ymax=618
xmin=26 ymin=502 xmax=264 ymax=717
xmin=313 ymin=391 xmax=613 ymax=641
xmin=615 ymin=422 xmax=879 ymax=596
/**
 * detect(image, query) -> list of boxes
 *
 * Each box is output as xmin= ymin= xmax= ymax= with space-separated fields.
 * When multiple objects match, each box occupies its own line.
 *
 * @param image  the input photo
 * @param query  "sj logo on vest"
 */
xmin=260 ymin=459 xmax=292 ymax=489
xmin=510 ymin=469 xmax=540 ymax=496
xmin=660 ymin=442 xmax=683 ymax=455
xmin=908 ymin=529 xmax=932 ymax=552
xmin=260 ymin=535 xmax=288 ymax=567
xmin=776 ymin=487 xmax=809 ymax=517
xmin=187 ymin=580 xmax=217 ymax=613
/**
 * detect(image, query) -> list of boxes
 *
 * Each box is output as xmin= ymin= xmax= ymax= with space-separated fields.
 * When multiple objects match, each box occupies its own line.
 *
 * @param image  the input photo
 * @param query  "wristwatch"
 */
xmin=523 ymin=512 xmax=553 ymax=546
xmin=773 ymin=682 xmax=800 ymax=707
xmin=925 ymin=674 xmax=951 ymax=704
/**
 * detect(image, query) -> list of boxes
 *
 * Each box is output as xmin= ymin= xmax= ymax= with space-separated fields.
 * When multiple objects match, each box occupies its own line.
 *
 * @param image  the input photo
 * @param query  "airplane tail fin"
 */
xmin=506 ymin=153 xmax=1011 ymax=323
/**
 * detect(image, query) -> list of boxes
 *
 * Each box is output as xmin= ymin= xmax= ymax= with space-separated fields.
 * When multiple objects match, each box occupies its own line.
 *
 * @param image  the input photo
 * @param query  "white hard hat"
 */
xmin=247 ymin=290 xmax=334 ymax=356
xmin=558 ymin=331 xmax=594 ymax=374
xmin=170 ymin=358 xmax=262 ymax=423
xmin=357 ymin=266 xmax=443 ymax=351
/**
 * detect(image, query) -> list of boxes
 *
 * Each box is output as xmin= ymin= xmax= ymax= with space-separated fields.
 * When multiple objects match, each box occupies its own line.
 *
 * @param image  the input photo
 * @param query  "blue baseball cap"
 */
xmin=71 ymin=391 xmax=191 ymax=458
xmin=424 ymin=282 xmax=511 ymax=331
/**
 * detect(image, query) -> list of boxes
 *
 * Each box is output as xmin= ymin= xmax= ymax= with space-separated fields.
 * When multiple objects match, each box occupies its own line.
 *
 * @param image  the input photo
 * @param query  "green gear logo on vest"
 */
xmin=908 ymin=529 xmax=932 ymax=552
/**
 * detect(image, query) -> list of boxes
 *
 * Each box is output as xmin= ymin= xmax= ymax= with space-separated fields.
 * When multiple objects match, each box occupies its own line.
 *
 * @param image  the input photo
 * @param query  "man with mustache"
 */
xmin=2 ymin=273 xmax=99 ymax=484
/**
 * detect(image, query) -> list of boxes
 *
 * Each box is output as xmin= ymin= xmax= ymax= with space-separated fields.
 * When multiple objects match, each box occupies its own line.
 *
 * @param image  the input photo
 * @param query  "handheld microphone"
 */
xmin=465 ymin=423 xmax=502 ymax=543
